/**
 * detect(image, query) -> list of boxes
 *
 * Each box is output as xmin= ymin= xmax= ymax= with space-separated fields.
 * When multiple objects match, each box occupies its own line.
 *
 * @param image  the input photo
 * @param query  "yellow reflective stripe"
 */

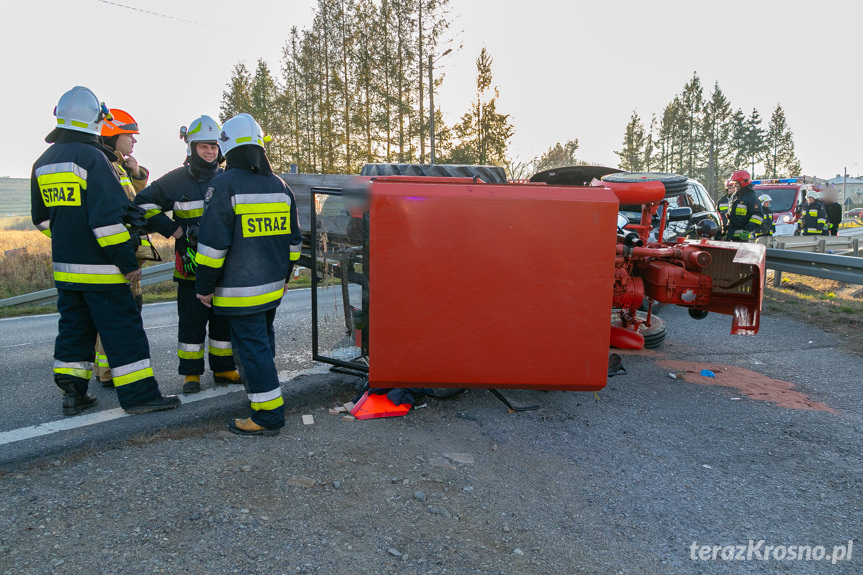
xmin=749 ymin=215 xmax=764 ymax=224
xmin=35 ymin=162 xmax=88 ymax=183
xmin=232 ymin=193 xmax=291 ymax=215
xmin=213 ymin=289 xmax=283 ymax=308
xmin=36 ymin=173 xmax=84 ymax=187
xmin=178 ymin=342 xmax=204 ymax=359
xmin=70 ymin=120 xmax=89 ymax=129
xmin=734 ymin=206 xmax=748 ymax=215
xmin=213 ymin=281 xmax=285 ymax=308
xmin=209 ymin=339 xmax=232 ymax=356
xmin=251 ymin=396 xmax=284 ymax=411
xmin=94 ymin=224 xmax=131 ymax=247
xmin=175 ymin=208 xmax=204 ymax=219
xmin=178 ymin=349 xmax=205 ymax=359
xmin=236 ymin=136 xmax=252 ymax=144
xmin=174 ymin=200 xmax=204 ymax=219
xmin=234 ymin=203 xmax=290 ymax=215
xmin=249 ymin=389 xmax=284 ymax=411
xmin=53 ymin=360 xmax=93 ymax=380
xmin=290 ymin=244 xmax=301 ymax=261
xmin=120 ymin=176 xmax=132 ymax=186
xmin=138 ymin=203 xmax=162 ymax=218
xmin=111 ymin=359 xmax=153 ymax=387
xmin=196 ymin=243 xmax=227 ymax=269
xmin=53 ymin=263 xmax=127 ymax=284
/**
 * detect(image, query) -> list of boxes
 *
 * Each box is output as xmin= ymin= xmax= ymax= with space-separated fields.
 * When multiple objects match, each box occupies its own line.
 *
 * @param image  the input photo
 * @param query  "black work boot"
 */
xmin=55 ymin=376 xmax=98 ymax=416
xmin=124 ymin=395 xmax=182 ymax=415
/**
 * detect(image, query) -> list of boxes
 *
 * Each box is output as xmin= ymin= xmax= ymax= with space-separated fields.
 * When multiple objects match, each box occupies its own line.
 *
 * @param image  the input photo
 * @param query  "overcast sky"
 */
xmin=1 ymin=0 xmax=859 ymax=182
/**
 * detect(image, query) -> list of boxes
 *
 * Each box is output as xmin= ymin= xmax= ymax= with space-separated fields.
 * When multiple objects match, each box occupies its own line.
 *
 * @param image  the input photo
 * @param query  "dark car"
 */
xmin=530 ymin=167 xmax=721 ymax=241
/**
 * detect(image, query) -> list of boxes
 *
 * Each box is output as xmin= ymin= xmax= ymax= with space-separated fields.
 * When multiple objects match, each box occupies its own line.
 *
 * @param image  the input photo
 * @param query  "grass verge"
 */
xmin=763 ymin=271 xmax=863 ymax=353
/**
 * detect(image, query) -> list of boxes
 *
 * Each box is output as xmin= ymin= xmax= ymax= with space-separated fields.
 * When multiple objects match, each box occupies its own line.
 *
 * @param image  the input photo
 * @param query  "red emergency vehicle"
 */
xmin=751 ymin=178 xmax=815 ymax=235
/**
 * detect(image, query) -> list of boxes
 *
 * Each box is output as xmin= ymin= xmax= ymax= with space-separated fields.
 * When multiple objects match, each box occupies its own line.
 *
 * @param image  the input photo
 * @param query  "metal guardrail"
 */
xmin=0 ymin=262 xmax=175 ymax=308
xmin=3 ymin=247 xmax=861 ymax=309
xmin=765 ymin=249 xmax=863 ymax=285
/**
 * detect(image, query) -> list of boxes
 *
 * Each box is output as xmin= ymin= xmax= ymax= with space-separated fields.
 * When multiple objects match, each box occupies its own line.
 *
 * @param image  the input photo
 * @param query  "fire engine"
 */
xmin=751 ymin=178 xmax=816 ymax=235
xmin=285 ymin=165 xmax=765 ymax=395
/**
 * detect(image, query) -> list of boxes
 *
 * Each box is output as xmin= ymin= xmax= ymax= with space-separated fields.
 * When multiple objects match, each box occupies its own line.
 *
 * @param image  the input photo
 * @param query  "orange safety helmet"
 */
xmin=100 ymin=109 xmax=139 ymax=138
xmin=729 ymin=170 xmax=751 ymax=187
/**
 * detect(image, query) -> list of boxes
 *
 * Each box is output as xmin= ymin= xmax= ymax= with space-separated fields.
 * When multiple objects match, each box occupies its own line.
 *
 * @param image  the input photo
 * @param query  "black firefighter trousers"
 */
xmin=54 ymin=289 xmax=162 ymax=409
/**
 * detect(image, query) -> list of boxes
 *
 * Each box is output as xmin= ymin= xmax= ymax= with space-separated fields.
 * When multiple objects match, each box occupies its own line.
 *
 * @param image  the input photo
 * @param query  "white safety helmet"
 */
xmin=806 ymin=189 xmax=819 ymax=199
xmin=53 ymin=86 xmax=107 ymax=135
xmin=180 ymin=115 xmax=221 ymax=156
xmin=218 ymin=113 xmax=271 ymax=155
xmin=758 ymin=194 xmax=772 ymax=204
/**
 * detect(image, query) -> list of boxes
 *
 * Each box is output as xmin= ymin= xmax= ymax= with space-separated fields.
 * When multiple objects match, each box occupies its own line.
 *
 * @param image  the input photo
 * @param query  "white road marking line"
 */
xmin=0 ymin=364 xmax=329 ymax=447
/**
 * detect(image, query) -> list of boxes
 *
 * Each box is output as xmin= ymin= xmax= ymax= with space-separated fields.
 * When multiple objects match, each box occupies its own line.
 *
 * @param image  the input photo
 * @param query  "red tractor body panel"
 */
xmin=368 ymin=178 xmax=619 ymax=391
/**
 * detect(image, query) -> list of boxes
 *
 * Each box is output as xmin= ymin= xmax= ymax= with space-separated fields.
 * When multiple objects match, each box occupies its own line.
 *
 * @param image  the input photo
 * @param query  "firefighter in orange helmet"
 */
xmin=94 ymin=109 xmax=159 ymax=387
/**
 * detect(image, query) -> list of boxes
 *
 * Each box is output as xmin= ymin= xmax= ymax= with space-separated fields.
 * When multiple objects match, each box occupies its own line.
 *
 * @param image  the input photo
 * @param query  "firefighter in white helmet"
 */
xmin=756 ymin=194 xmax=775 ymax=238
xmin=31 ymin=86 xmax=180 ymax=415
xmin=195 ymin=113 xmax=302 ymax=436
xmin=799 ymin=189 xmax=827 ymax=235
xmin=134 ymin=115 xmax=241 ymax=393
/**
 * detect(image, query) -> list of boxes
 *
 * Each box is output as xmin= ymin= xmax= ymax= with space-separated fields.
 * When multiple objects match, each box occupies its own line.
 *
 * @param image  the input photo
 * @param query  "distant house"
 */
xmin=826 ymin=174 xmax=863 ymax=206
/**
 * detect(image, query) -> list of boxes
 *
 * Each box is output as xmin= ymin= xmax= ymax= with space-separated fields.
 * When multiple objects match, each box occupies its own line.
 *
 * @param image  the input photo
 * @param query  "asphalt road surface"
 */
xmin=1 ymin=291 xmax=861 ymax=573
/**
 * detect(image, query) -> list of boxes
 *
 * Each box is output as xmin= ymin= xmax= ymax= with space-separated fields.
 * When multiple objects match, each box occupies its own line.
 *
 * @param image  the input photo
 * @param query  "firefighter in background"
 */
xmin=716 ymin=179 xmax=734 ymax=237
xmin=820 ymin=189 xmax=843 ymax=236
xmin=756 ymin=194 xmax=775 ymax=238
xmin=195 ymin=113 xmax=302 ymax=436
xmin=799 ymin=189 xmax=827 ymax=235
xmin=31 ymin=86 xmax=180 ymax=415
xmin=94 ymin=109 xmax=157 ymax=387
xmin=724 ymin=170 xmax=764 ymax=242
xmin=134 ymin=115 xmax=240 ymax=394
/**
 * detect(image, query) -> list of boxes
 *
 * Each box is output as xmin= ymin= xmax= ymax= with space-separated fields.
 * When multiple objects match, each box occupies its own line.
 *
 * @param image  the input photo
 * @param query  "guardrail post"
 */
xmin=854 ymin=238 xmax=859 ymax=257
xmin=774 ymin=242 xmax=785 ymax=287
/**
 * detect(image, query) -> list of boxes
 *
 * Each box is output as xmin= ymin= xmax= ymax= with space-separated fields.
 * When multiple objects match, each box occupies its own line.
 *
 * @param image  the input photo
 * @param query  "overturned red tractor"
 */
xmin=288 ymin=166 xmax=765 ymax=394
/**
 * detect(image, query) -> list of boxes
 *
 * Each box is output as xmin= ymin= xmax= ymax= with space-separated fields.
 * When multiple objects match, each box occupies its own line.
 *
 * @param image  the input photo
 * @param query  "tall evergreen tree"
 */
xmin=220 ymin=62 xmax=253 ymax=122
xmin=446 ymin=47 xmax=513 ymax=166
xmin=763 ymin=104 xmax=802 ymax=177
xmin=679 ymin=73 xmax=704 ymax=177
xmin=615 ymin=111 xmax=645 ymax=171
xmin=701 ymin=83 xmax=733 ymax=197
xmin=744 ymin=108 xmax=766 ymax=177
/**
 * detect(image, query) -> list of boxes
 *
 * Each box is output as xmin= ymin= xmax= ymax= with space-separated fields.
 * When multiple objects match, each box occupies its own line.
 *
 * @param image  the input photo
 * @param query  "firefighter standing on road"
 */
xmin=31 ymin=86 xmax=180 ymax=416
xmin=94 ymin=109 xmax=156 ymax=387
xmin=134 ymin=115 xmax=240 ymax=394
xmin=724 ymin=170 xmax=764 ymax=242
xmin=716 ymin=179 xmax=734 ymax=237
xmin=799 ymin=189 xmax=827 ymax=235
xmin=756 ymin=194 xmax=775 ymax=238
xmin=195 ymin=113 xmax=302 ymax=436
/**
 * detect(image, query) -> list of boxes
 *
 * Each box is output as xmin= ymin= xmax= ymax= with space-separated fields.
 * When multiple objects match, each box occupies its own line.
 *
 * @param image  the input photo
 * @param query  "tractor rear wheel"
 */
xmin=611 ymin=311 xmax=667 ymax=349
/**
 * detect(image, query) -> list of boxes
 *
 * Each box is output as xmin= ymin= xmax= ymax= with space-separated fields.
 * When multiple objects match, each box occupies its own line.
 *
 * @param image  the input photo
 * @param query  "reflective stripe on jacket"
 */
xmin=31 ymin=136 xmax=138 ymax=290
xmin=194 ymin=168 xmax=302 ymax=315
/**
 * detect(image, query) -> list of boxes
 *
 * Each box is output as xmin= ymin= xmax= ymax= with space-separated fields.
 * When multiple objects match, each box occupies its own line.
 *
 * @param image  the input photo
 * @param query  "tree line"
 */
xmin=614 ymin=73 xmax=802 ymax=199
xmin=220 ymin=0 xmax=513 ymax=175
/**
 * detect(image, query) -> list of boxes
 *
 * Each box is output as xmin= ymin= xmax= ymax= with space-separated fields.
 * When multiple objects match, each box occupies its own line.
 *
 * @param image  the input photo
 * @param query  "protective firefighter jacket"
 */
xmin=31 ymin=135 xmax=139 ymax=290
xmin=133 ymin=162 xmax=223 ymax=280
xmin=725 ymin=186 xmax=764 ymax=240
xmin=801 ymin=200 xmax=827 ymax=235
xmin=757 ymin=206 xmax=774 ymax=237
xmin=194 ymin=168 xmax=302 ymax=315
